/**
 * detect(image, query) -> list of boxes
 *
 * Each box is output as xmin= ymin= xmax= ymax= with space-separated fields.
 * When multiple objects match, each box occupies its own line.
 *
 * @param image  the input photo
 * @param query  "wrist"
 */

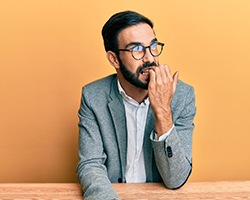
xmin=154 ymin=116 xmax=173 ymax=137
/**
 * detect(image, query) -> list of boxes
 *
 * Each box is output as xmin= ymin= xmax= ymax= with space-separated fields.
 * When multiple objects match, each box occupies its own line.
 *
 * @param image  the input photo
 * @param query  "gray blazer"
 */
xmin=77 ymin=74 xmax=196 ymax=200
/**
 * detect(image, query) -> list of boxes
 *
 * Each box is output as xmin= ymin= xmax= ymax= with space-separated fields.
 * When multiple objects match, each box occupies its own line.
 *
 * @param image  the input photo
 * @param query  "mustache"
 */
xmin=136 ymin=62 xmax=157 ymax=74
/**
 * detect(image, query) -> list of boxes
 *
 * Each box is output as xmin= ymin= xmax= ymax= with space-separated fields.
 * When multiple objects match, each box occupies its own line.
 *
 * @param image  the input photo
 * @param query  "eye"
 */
xmin=132 ymin=45 xmax=144 ymax=52
xmin=151 ymin=42 xmax=158 ymax=50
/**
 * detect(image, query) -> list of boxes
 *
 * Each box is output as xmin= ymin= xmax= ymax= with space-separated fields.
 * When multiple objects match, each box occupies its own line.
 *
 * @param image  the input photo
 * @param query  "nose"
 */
xmin=142 ymin=47 xmax=155 ymax=63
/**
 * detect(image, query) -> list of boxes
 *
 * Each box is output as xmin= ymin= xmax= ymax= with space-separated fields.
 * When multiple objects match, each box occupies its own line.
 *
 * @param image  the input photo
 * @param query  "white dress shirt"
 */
xmin=117 ymin=80 xmax=173 ymax=183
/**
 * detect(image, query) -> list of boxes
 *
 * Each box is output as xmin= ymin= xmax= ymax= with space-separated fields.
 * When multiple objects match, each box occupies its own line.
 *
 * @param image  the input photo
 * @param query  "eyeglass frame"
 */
xmin=118 ymin=41 xmax=165 ymax=60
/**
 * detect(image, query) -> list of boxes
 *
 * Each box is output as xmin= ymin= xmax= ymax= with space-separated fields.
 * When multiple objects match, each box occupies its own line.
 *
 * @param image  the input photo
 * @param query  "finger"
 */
xmin=158 ymin=64 xmax=168 ymax=84
xmin=172 ymin=71 xmax=179 ymax=93
xmin=163 ymin=65 xmax=173 ymax=82
xmin=154 ymin=66 xmax=163 ymax=85
xmin=148 ymin=66 xmax=161 ymax=85
xmin=148 ymin=68 xmax=156 ymax=88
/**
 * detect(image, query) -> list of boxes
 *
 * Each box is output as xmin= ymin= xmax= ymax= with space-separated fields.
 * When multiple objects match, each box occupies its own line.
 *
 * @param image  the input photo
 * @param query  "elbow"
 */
xmin=164 ymin=165 xmax=192 ymax=190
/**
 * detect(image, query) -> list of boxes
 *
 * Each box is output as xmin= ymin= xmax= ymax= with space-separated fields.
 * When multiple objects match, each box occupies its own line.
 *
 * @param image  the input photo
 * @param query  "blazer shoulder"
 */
xmin=80 ymin=74 xmax=119 ymax=108
xmin=176 ymin=79 xmax=194 ymax=91
xmin=175 ymin=80 xmax=194 ymax=97
xmin=83 ymin=74 xmax=116 ymax=89
xmin=172 ymin=80 xmax=195 ymax=107
xmin=82 ymin=74 xmax=117 ymax=95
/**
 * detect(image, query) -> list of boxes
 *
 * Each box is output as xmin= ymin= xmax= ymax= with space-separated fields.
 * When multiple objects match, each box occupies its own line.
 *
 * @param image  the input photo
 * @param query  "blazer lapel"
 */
xmin=143 ymin=106 xmax=155 ymax=182
xmin=108 ymin=78 xmax=127 ymax=179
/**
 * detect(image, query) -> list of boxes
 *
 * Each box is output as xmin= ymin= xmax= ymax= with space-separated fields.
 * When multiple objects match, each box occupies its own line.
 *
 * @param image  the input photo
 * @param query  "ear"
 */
xmin=106 ymin=51 xmax=120 ymax=69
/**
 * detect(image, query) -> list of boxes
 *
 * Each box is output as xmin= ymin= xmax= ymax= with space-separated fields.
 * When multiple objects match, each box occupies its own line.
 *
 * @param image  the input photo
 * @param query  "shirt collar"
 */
xmin=117 ymin=78 xmax=149 ymax=106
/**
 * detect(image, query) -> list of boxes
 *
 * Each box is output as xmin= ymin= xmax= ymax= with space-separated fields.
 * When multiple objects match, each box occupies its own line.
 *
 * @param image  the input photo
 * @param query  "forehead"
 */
xmin=117 ymin=23 xmax=156 ymax=47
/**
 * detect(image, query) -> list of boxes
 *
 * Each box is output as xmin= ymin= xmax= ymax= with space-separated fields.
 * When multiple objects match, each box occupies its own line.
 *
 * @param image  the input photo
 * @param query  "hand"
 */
xmin=148 ymin=64 xmax=179 ymax=136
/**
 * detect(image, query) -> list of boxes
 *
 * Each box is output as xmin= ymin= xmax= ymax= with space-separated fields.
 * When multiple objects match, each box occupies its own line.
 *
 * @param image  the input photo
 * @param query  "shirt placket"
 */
xmin=134 ymin=103 xmax=147 ymax=179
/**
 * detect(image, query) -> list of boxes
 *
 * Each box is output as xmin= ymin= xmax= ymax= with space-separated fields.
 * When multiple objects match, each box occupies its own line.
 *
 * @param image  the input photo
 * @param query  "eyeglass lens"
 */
xmin=132 ymin=43 xmax=163 ymax=60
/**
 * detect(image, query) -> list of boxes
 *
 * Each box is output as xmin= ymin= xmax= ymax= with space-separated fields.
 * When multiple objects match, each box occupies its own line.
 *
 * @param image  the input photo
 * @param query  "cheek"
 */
xmin=155 ymin=57 xmax=160 ymax=65
xmin=120 ymin=55 xmax=142 ymax=73
xmin=129 ymin=62 xmax=140 ymax=74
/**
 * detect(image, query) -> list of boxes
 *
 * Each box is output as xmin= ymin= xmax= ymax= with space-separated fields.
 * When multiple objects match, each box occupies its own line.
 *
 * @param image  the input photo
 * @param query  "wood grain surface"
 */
xmin=0 ymin=181 xmax=249 ymax=199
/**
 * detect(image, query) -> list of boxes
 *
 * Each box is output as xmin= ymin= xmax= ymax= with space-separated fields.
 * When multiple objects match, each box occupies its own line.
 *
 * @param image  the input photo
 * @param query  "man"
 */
xmin=77 ymin=10 xmax=196 ymax=200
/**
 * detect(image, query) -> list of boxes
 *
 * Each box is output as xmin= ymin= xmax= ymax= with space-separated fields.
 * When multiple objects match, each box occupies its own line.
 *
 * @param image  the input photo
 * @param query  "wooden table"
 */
xmin=0 ymin=181 xmax=249 ymax=199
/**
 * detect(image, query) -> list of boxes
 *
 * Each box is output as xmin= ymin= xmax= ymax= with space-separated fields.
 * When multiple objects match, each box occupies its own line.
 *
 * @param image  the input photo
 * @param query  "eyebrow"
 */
xmin=125 ymin=38 xmax=158 ymax=49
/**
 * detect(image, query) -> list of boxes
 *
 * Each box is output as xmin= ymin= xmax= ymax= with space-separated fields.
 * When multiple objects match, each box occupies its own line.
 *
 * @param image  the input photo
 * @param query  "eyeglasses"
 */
xmin=118 ymin=42 xmax=164 ymax=60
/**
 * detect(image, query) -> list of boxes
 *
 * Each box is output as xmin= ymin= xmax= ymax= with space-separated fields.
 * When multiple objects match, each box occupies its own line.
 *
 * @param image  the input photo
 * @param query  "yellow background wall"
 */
xmin=0 ymin=0 xmax=249 ymax=183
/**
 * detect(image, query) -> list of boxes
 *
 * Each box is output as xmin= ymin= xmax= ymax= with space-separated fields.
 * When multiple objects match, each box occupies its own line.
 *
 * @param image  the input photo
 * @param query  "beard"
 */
xmin=117 ymin=56 xmax=157 ymax=89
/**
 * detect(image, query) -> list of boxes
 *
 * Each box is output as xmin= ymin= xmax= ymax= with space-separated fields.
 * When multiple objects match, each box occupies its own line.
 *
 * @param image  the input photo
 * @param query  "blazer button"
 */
xmin=167 ymin=146 xmax=173 ymax=158
xmin=118 ymin=178 xmax=123 ymax=183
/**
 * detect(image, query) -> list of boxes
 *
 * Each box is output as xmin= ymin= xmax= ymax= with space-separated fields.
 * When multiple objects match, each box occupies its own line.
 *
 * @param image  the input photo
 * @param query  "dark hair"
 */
xmin=101 ymin=10 xmax=154 ymax=53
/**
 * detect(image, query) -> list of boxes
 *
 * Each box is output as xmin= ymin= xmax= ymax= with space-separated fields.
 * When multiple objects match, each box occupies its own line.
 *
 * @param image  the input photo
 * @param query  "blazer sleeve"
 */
xmin=76 ymin=87 xmax=120 ymax=200
xmin=151 ymin=85 xmax=196 ymax=189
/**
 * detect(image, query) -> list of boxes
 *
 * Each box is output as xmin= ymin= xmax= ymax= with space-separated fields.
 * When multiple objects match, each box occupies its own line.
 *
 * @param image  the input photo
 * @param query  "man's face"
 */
xmin=117 ymin=23 xmax=159 ymax=89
